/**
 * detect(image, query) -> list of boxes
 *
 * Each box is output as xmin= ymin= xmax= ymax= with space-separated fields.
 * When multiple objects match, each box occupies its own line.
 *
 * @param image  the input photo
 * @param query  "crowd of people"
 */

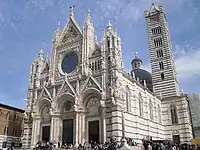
xmin=142 ymin=139 xmax=200 ymax=150
xmin=32 ymin=137 xmax=200 ymax=150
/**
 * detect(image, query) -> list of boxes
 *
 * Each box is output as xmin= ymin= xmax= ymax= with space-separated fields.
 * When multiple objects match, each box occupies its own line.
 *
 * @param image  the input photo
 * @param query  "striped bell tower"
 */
xmin=144 ymin=3 xmax=180 ymax=98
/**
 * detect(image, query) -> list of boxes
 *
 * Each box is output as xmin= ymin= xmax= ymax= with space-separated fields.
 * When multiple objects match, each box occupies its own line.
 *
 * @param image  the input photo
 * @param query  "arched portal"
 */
xmin=56 ymin=93 xmax=75 ymax=145
xmin=40 ymin=103 xmax=51 ymax=142
xmin=81 ymin=88 xmax=103 ymax=144
xmin=35 ymin=98 xmax=51 ymax=143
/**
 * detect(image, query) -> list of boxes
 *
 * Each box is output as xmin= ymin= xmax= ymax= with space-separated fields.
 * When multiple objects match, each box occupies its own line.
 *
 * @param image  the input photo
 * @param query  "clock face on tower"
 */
xmin=61 ymin=51 xmax=78 ymax=74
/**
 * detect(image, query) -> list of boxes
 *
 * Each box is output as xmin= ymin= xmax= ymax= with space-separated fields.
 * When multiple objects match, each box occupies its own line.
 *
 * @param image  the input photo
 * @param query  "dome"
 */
xmin=131 ymin=52 xmax=143 ymax=69
xmin=131 ymin=57 xmax=143 ymax=65
xmin=132 ymin=68 xmax=152 ymax=81
xmin=131 ymin=68 xmax=153 ymax=92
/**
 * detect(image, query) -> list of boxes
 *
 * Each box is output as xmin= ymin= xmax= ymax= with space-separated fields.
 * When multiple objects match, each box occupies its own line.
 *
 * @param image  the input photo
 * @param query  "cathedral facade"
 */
xmin=22 ymin=3 xmax=193 ymax=148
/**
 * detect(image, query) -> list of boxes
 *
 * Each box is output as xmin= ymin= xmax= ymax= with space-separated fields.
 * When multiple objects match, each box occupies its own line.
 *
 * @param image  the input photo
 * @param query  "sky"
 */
xmin=0 ymin=0 xmax=200 ymax=109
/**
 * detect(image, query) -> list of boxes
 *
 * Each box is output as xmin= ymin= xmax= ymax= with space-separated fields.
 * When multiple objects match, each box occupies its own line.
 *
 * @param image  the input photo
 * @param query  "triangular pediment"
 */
xmin=81 ymin=75 xmax=102 ymax=94
xmin=59 ymin=16 xmax=82 ymax=45
xmin=38 ymin=87 xmax=52 ymax=101
xmin=57 ymin=78 xmax=76 ymax=97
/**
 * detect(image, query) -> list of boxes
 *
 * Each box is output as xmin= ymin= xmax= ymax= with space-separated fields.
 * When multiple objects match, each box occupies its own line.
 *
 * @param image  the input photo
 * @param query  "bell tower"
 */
xmin=145 ymin=3 xmax=180 ymax=98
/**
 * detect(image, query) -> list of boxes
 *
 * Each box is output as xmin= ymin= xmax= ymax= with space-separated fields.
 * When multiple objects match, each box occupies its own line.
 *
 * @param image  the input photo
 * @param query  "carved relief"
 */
xmin=63 ymin=101 xmax=73 ymax=112
xmin=62 ymin=25 xmax=78 ymax=43
xmin=87 ymin=98 xmax=100 ymax=116
xmin=41 ymin=105 xmax=51 ymax=122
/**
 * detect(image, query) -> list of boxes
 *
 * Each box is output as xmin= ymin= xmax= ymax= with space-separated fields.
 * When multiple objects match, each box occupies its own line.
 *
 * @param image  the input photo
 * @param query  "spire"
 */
xmin=38 ymin=49 xmax=44 ymax=60
xmin=135 ymin=52 xmax=138 ymax=58
xmin=107 ymin=20 xmax=112 ymax=27
xmin=38 ymin=49 xmax=44 ymax=55
xmin=87 ymin=9 xmax=91 ymax=23
xmin=108 ymin=20 xmax=112 ymax=26
xmin=150 ymin=1 xmax=159 ymax=12
xmin=56 ymin=21 xmax=60 ymax=31
xmin=69 ymin=5 xmax=75 ymax=17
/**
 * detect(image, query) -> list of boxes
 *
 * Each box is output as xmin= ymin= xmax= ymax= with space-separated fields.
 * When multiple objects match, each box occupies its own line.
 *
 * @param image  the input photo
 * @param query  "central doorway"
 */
xmin=42 ymin=126 xmax=50 ymax=142
xmin=88 ymin=120 xmax=99 ymax=143
xmin=62 ymin=119 xmax=73 ymax=145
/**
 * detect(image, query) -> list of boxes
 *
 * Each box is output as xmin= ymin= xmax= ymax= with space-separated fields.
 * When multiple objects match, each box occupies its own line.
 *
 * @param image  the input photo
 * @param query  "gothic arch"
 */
xmin=170 ymin=105 xmax=178 ymax=124
xmin=35 ymin=98 xmax=51 ymax=114
xmin=56 ymin=93 xmax=75 ymax=112
xmin=40 ymin=103 xmax=51 ymax=122
xmin=81 ymin=87 xmax=101 ymax=108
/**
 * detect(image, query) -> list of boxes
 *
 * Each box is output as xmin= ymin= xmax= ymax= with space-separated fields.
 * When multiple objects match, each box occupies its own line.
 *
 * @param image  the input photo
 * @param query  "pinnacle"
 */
xmin=108 ymin=20 xmax=112 ymax=27
xmin=69 ymin=5 xmax=75 ymax=17
xmin=39 ymin=49 xmax=44 ymax=54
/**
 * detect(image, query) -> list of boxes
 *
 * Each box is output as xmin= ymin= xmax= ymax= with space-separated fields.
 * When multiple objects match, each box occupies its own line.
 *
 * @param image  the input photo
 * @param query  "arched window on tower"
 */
xmin=139 ymin=93 xmax=143 ymax=117
xmin=126 ymin=86 xmax=131 ymax=113
xmin=170 ymin=105 xmax=178 ymax=124
xmin=149 ymin=100 xmax=153 ymax=120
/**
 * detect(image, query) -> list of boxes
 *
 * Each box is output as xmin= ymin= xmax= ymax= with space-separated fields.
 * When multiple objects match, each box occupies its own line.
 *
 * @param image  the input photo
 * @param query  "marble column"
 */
xmin=35 ymin=117 xmax=41 ymax=142
xmin=81 ymin=114 xmax=86 ymax=145
xmin=51 ymin=115 xmax=60 ymax=142
xmin=31 ymin=119 xmax=36 ymax=147
xmin=73 ymin=112 xmax=79 ymax=146
xmin=100 ymin=102 xmax=106 ymax=143
xmin=31 ymin=116 xmax=41 ymax=147
xmin=79 ymin=114 xmax=82 ymax=144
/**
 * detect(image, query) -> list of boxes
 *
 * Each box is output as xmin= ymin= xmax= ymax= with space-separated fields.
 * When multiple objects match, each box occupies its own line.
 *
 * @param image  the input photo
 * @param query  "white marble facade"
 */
xmin=22 ymin=4 xmax=193 ymax=149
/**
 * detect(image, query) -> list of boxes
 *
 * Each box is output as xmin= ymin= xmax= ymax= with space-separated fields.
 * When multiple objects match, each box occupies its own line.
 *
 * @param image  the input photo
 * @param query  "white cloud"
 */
xmin=175 ymin=45 xmax=200 ymax=80
xmin=141 ymin=45 xmax=200 ymax=80
xmin=95 ymin=0 xmax=189 ymax=24
xmin=25 ymin=0 xmax=54 ymax=12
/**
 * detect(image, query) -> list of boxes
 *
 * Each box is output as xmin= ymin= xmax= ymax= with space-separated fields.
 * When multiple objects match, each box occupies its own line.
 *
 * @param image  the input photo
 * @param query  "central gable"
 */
xmin=59 ymin=17 xmax=82 ymax=45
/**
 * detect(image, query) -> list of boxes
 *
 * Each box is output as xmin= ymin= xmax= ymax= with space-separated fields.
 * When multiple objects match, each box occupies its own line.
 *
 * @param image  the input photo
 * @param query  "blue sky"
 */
xmin=0 ymin=0 xmax=200 ymax=109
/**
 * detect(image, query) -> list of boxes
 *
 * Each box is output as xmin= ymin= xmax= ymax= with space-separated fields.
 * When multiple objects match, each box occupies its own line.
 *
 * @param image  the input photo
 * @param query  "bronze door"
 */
xmin=42 ymin=126 xmax=50 ymax=142
xmin=88 ymin=120 xmax=99 ymax=143
xmin=62 ymin=119 xmax=73 ymax=144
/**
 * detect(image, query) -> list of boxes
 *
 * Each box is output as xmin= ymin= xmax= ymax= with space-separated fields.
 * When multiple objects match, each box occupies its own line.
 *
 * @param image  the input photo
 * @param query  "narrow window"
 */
xmin=107 ymin=39 xmax=110 ymax=48
xmin=97 ymin=61 xmax=101 ymax=70
xmin=160 ymin=50 xmax=163 ymax=57
xmin=154 ymin=39 xmax=157 ymax=47
xmin=4 ymin=127 xmax=8 ymax=135
xmin=139 ymin=94 xmax=143 ymax=117
xmin=159 ymin=62 xmax=164 ymax=70
xmin=126 ymin=86 xmax=131 ymax=112
xmin=13 ymin=128 xmax=16 ymax=136
xmin=91 ymin=62 xmax=94 ymax=71
xmin=112 ymin=36 xmax=115 ymax=47
xmin=171 ymin=105 xmax=178 ymax=124
xmin=15 ymin=113 xmax=18 ymax=121
xmin=94 ymin=61 xmax=97 ymax=71
xmin=6 ymin=112 xmax=10 ymax=121
xmin=156 ymin=51 xmax=159 ymax=58
xmin=161 ymin=73 xmax=165 ymax=80
xmin=149 ymin=100 xmax=153 ymax=120
xmin=108 ymin=56 xmax=111 ymax=64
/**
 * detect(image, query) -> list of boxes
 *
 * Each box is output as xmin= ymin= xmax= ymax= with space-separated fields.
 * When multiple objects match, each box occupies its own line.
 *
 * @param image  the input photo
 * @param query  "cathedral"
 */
xmin=22 ymin=3 xmax=193 ymax=148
